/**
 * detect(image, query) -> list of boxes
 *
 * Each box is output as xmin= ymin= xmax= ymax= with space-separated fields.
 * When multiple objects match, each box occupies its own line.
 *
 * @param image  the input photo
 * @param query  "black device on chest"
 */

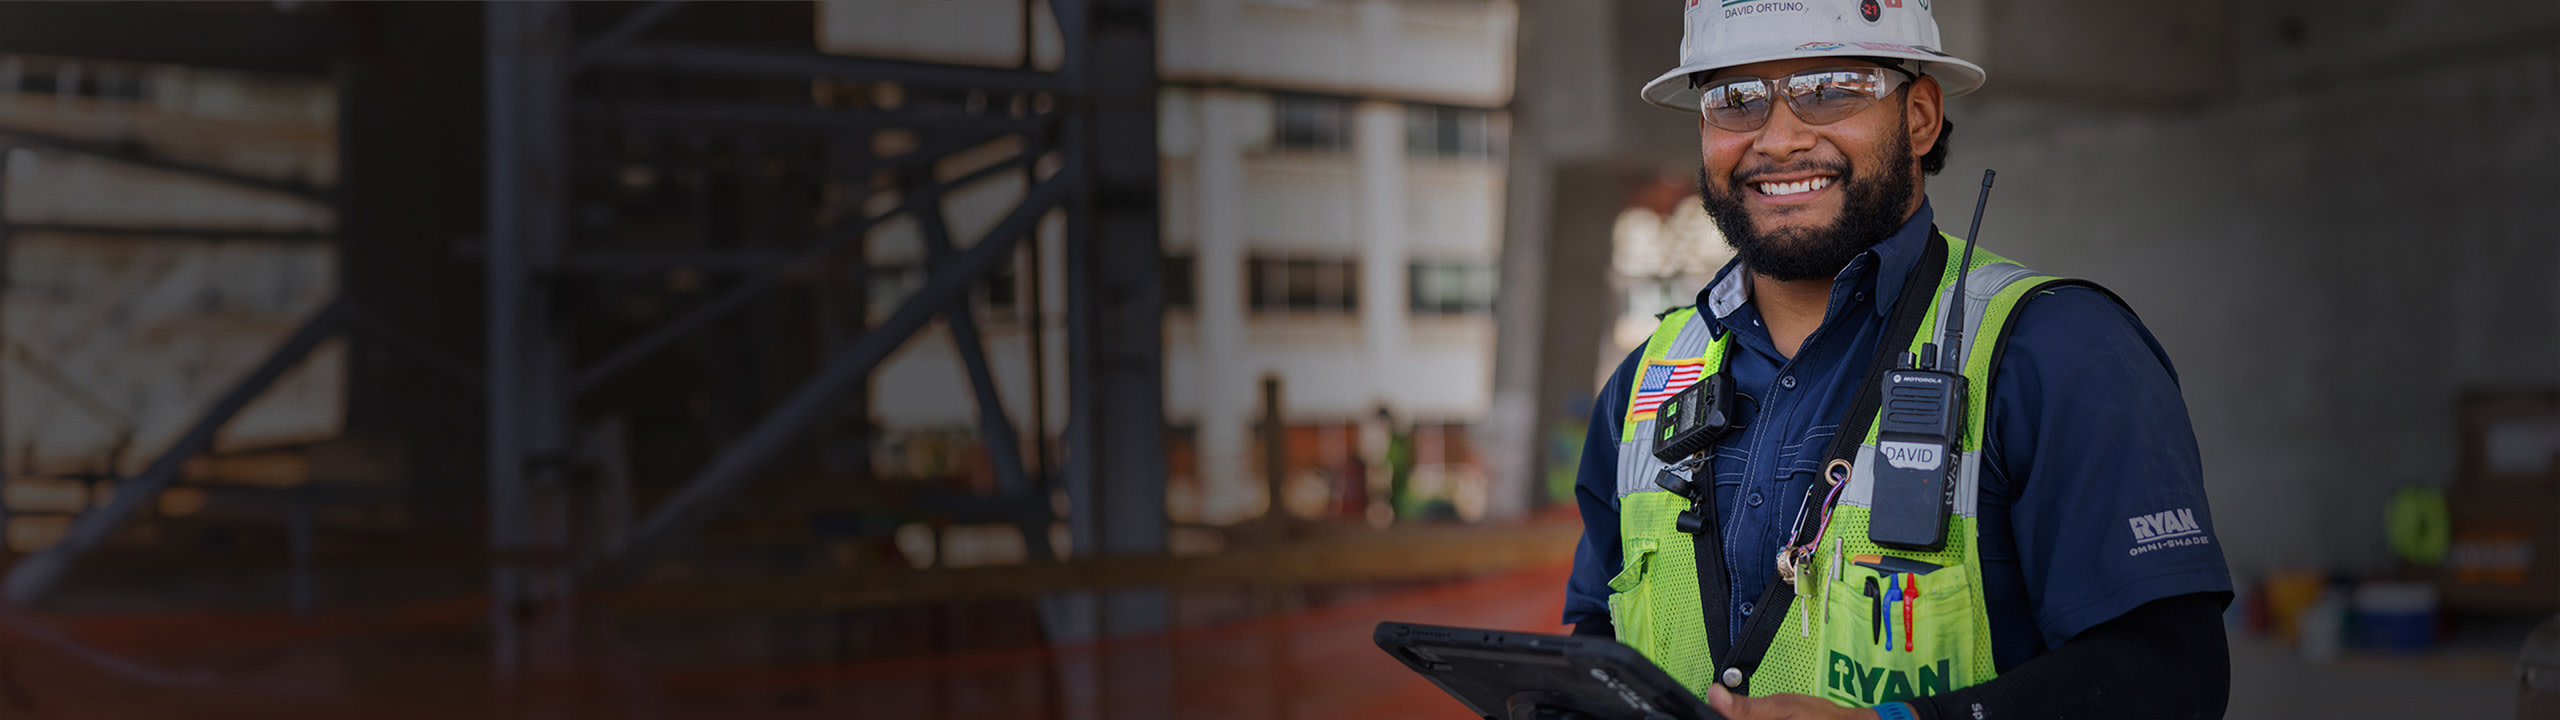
xmin=1649 ymin=364 xmax=1738 ymax=538
xmin=1868 ymin=169 xmax=1999 ymax=552
xmin=1865 ymin=351 xmax=1964 ymax=551
xmin=1650 ymin=370 xmax=1737 ymax=466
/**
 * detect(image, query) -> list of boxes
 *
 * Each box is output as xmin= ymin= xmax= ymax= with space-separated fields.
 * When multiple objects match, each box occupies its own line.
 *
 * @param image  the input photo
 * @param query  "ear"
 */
xmin=1905 ymin=74 xmax=1945 ymax=161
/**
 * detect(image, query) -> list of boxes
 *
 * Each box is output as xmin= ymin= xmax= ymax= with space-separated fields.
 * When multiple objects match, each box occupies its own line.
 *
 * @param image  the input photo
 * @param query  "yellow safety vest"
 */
xmin=1608 ymin=233 xmax=2110 ymax=706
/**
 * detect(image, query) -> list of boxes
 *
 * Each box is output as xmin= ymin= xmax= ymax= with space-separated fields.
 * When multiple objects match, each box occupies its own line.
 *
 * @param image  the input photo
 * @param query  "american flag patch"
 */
xmin=1627 ymin=358 xmax=1707 ymax=421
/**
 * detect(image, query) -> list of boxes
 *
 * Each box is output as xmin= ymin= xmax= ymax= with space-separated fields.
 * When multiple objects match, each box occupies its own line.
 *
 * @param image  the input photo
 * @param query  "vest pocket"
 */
xmin=1606 ymin=537 xmax=1660 ymax=654
xmin=1814 ymin=562 xmax=1981 ymax=707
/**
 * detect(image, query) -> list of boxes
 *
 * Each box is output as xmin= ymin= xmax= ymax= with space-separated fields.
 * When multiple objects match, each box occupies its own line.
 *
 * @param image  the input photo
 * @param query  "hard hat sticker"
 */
xmin=1722 ymin=1 xmax=1808 ymax=19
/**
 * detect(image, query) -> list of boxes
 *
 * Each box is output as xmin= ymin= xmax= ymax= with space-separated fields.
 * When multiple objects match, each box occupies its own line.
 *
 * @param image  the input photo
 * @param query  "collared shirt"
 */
xmin=1564 ymin=201 xmax=2232 ymax=670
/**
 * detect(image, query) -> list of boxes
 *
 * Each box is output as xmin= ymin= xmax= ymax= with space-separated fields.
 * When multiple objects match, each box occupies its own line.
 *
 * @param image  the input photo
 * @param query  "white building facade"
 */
xmin=828 ymin=0 xmax=1517 ymax=530
xmin=1156 ymin=0 xmax=1515 ymax=525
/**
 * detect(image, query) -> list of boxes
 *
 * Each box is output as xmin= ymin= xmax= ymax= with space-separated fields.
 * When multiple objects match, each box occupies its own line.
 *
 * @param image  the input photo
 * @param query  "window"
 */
xmin=1249 ymin=257 xmax=1359 ymax=313
xmin=1164 ymin=255 xmax=1195 ymax=309
xmin=1409 ymin=261 xmax=1497 ymax=314
xmin=983 ymin=260 xmax=1017 ymax=310
xmin=867 ymin=260 xmax=1022 ymax=314
xmin=1405 ymin=104 xmax=1492 ymax=159
xmin=1273 ymin=93 xmax=1353 ymax=154
xmin=868 ymin=263 xmax=925 ymax=312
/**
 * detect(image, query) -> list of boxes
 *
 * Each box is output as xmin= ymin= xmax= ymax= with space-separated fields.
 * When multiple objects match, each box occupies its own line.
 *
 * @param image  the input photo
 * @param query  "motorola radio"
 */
xmin=1867 ymin=169 xmax=1997 ymax=552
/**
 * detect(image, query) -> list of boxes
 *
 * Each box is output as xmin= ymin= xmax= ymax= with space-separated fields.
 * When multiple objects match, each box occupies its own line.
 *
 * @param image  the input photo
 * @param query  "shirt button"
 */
xmin=1746 ymin=492 xmax=1763 ymax=507
xmin=1780 ymin=376 xmax=1798 ymax=389
xmin=1739 ymin=601 xmax=1755 ymax=616
xmin=1855 ymin=291 xmax=1868 ymax=302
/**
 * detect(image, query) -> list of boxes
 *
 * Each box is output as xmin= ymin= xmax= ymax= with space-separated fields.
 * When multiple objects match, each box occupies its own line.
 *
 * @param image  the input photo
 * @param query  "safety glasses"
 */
xmin=1697 ymin=66 xmax=1909 ymax=133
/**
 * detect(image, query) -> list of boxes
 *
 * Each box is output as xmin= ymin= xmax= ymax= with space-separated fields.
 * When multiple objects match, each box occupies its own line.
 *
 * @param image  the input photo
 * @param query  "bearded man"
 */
xmin=1562 ymin=3 xmax=2233 ymax=718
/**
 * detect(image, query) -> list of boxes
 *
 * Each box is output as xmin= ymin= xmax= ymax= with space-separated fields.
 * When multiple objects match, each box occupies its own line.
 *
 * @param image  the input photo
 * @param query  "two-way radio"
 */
xmin=1651 ymin=364 xmax=1738 ymax=536
xmin=1866 ymin=169 xmax=1996 ymax=552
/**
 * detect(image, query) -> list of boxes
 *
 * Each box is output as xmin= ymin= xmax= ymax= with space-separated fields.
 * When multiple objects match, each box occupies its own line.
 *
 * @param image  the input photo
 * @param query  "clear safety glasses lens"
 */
xmin=1698 ymin=67 xmax=1904 ymax=132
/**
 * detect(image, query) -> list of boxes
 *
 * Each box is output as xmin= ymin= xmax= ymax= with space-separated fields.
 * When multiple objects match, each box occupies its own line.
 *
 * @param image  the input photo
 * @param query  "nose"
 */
xmin=1748 ymin=98 xmax=1819 ymax=161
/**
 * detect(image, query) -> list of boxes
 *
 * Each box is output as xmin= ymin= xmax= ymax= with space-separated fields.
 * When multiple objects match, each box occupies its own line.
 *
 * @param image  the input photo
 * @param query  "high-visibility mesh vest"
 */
xmin=1608 ymin=234 xmax=2108 ymax=706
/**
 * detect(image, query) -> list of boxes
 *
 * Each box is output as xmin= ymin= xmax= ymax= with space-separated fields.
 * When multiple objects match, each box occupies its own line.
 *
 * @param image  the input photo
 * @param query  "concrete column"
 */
xmin=1195 ymin=89 xmax=1253 ymax=521
xmin=1491 ymin=0 xmax=1620 ymax=516
xmin=1355 ymin=99 xmax=1408 ymax=416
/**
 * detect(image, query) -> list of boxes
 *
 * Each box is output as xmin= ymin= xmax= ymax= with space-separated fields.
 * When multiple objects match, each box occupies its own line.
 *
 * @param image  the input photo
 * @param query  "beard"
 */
xmin=1697 ymin=130 xmax=1916 ymax=282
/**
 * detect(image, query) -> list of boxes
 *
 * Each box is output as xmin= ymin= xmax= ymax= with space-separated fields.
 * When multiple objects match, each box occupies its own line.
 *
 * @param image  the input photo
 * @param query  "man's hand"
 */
xmin=1704 ymin=685 xmax=1882 ymax=720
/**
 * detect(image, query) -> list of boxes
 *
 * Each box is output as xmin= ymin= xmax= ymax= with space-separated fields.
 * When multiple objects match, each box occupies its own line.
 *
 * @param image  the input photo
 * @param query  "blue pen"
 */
xmin=1883 ymin=574 xmax=1903 ymax=652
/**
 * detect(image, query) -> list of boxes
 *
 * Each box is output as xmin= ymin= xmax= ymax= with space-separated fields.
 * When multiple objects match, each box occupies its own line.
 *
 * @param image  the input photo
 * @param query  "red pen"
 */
xmin=1904 ymin=574 xmax=1919 ymax=652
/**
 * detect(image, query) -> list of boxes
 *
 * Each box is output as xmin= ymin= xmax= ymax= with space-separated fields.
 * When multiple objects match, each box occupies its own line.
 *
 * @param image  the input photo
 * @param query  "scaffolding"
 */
xmin=0 ymin=0 xmax=1169 ymax=685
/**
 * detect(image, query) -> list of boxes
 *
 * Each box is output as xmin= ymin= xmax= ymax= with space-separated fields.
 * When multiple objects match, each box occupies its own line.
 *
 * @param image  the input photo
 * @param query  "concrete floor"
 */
xmin=2228 ymin=633 xmax=2520 ymax=720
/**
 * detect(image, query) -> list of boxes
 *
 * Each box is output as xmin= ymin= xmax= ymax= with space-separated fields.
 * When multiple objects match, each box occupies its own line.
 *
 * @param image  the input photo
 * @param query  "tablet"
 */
xmin=1373 ymin=621 xmax=1726 ymax=720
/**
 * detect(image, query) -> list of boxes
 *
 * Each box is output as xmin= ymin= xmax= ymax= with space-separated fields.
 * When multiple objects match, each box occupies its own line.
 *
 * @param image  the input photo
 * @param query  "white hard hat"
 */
xmin=1640 ymin=0 xmax=1987 ymax=112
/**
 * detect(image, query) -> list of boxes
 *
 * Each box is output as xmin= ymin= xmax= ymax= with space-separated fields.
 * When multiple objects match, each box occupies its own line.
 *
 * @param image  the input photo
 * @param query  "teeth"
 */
xmin=1757 ymin=177 xmax=1834 ymax=196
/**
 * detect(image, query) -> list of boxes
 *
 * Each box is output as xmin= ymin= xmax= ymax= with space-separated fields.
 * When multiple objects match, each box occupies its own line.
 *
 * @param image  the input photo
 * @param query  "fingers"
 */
xmin=1707 ymin=684 xmax=1747 ymax=717
xmin=1707 ymin=686 xmax=1874 ymax=720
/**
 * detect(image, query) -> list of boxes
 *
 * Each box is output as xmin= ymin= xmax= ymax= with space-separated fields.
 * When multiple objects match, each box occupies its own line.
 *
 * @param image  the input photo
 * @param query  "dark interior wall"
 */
xmin=1923 ymin=0 xmax=2560 ymax=575
xmin=334 ymin=1 xmax=833 ymax=503
xmin=1535 ymin=162 xmax=1624 ymax=443
xmin=337 ymin=3 xmax=488 ymax=510
xmin=1610 ymin=0 xmax=1702 ymax=174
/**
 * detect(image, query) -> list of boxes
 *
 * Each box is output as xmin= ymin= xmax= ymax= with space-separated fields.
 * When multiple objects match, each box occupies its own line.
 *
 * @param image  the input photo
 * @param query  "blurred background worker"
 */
xmin=1565 ymin=3 xmax=2233 ymax=718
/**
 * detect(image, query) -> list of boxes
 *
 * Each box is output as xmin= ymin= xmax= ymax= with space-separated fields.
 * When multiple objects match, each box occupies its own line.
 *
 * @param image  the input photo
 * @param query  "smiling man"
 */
xmin=1562 ymin=3 xmax=2233 ymax=719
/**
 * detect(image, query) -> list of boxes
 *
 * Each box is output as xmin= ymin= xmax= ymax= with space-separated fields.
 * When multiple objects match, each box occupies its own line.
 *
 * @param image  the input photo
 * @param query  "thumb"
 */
xmin=1706 ymin=683 xmax=1749 ymax=718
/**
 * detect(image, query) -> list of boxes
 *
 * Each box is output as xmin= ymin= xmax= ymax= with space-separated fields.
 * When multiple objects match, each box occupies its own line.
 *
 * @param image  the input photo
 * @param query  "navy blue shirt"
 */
xmin=1564 ymin=202 xmax=2231 ymax=671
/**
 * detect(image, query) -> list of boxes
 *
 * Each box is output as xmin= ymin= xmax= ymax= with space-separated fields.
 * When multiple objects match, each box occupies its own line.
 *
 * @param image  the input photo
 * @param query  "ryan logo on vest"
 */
xmin=2126 ymin=507 xmax=2212 ymax=557
xmin=1825 ymin=652 xmax=1953 ymax=705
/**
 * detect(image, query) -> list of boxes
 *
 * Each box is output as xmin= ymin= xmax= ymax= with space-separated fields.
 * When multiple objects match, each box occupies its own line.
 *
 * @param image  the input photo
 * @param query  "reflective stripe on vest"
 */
xmin=1610 ymin=234 xmax=2084 ymax=706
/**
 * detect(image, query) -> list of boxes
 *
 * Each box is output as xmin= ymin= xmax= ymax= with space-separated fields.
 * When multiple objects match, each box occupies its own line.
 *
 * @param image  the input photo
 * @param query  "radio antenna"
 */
xmin=1939 ymin=169 xmax=1995 ymax=371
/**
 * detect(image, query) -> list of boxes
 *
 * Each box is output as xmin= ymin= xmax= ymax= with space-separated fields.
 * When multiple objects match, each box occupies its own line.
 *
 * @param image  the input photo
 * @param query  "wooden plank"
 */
xmin=600 ymin=518 xmax=1582 ymax=612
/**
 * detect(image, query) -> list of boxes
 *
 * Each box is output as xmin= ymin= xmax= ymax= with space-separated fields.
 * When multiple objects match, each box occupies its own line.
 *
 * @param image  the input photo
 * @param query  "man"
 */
xmin=1563 ymin=3 xmax=2232 ymax=719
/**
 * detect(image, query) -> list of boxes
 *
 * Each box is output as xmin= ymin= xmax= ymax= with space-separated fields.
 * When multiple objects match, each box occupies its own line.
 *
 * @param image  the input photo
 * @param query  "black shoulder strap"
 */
xmin=1820 ymin=230 xmax=1952 ymax=469
xmin=1709 ymin=229 xmax=1950 ymax=691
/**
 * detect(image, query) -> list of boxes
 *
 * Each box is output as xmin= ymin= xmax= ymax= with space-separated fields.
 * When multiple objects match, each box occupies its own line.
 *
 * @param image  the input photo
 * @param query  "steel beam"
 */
xmin=912 ymin=171 xmax=1052 ymax=562
xmin=565 ymin=0 xmax=689 ymax=75
xmin=1 ymin=297 xmax=346 ymax=604
xmin=560 ymin=248 xmax=796 ymax=274
xmin=607 ymin=168 xmax=1074 ymax=568
xmin=5 ymin=223 xmax=332 ymax=244
xmin=484 ymin=1 xmax=576 ymax=682
xmin=0 ymin=150 xmax=12 ymax=550
xmin=590 ymin=43 xmax=1068 ymax=95
xmin=1061 ymin=0 xmax=1168 ymax=621
xmin=1053 ymin=5 xmax=1167 ymax=715
xmin=575 ymin=100 xmax=1053 ymax=135
xmin=0 ymin=127 xmax=332 ymax=205
xmin=568 ymin=144 xmax=1040 ymax=394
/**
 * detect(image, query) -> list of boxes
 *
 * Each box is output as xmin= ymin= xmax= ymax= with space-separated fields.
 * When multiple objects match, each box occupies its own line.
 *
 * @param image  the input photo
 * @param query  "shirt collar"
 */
xmin=1695 ymin=199 xmax=1938 ymax=322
